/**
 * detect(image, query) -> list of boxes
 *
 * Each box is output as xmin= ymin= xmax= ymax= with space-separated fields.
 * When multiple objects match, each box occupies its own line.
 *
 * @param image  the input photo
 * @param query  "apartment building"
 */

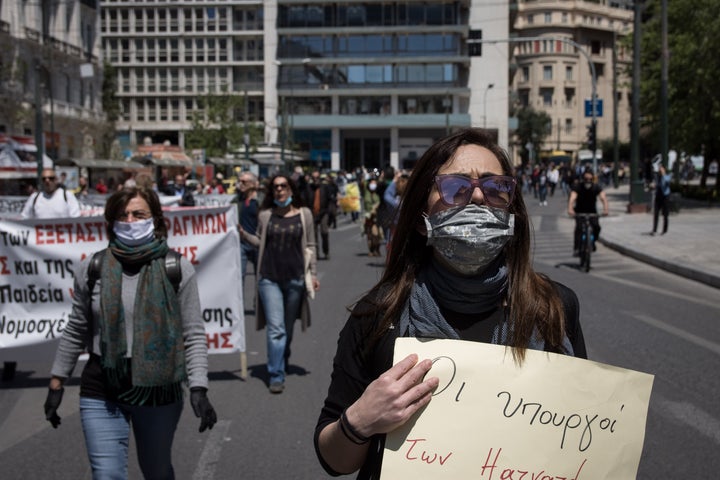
xmin=101 ymin=0 xmax=507 ymax=172
xmin=511 ymin=0 xmax=634 ymax=163
xmin=0 ymin=0 xmax=104 ymax=160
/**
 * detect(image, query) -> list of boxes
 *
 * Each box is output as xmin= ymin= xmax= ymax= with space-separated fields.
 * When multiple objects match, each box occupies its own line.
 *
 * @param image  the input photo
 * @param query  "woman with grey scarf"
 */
xmin=314 ymin=129 xmax=586 ymax=479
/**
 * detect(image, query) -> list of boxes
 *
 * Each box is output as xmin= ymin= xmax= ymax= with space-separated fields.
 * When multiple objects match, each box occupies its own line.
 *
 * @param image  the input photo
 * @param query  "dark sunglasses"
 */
xmin=434 ymin=174 xmax=516 ymax=209
xmin=42 ymin=176 xmax=57 ymax=181
xmin=273 ymin=182 xmax=289 ymax=190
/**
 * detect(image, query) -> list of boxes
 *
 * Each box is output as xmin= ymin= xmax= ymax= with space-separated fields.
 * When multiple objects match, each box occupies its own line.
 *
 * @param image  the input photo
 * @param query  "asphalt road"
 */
xmin=1 ymin=192 xmax=719 ymax=479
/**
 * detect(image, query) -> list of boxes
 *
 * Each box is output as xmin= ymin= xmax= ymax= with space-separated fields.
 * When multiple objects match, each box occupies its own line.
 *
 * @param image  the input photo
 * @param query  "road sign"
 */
xmin=585 ymin=98 xmax=603 ymax=117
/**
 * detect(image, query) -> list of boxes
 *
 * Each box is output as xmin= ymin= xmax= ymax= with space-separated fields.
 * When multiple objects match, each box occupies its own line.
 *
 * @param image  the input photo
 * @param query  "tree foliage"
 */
xmin=639 ymin=0 xmax=720 ymax=187
xmin=185 ymin=92 xmax=261 ymax=159
xmin=513 ymin=105 xmax=552 ymax=165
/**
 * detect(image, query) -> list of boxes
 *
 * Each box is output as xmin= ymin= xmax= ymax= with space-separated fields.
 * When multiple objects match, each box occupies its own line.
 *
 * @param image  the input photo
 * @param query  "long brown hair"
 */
xmin=367 ymin=128 xmax=566 ymax=362
xmin=260 ymin=173 xmax=304 ymax=210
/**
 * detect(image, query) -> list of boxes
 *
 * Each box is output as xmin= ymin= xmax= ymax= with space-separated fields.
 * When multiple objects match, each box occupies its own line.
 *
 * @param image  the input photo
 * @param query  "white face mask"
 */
xmin=368 ymin=183 xmax=377 ymax=191
xmin=113 ymin=218 xmax=155 ymax=246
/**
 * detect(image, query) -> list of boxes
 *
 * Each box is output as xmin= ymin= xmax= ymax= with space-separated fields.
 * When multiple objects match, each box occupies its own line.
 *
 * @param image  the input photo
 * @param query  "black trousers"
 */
xmin=653 ymin=194 xmax=669 ymax=234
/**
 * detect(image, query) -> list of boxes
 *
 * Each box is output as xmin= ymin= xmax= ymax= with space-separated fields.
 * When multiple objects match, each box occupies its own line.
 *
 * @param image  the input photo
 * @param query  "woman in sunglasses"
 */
xmin=314 ymin=128 xmax=587 ymax=478
xmin=243 ymin=173 xmax=320 ymax=394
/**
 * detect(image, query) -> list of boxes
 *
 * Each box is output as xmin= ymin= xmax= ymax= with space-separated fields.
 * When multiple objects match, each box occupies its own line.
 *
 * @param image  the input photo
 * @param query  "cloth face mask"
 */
xmin=424 ymin=204 xmax=515 ymax=276
xmin=274 ymin=196 xmax=293 ymax=207
xmin=113 ymin=218 xmax=156 ymax=246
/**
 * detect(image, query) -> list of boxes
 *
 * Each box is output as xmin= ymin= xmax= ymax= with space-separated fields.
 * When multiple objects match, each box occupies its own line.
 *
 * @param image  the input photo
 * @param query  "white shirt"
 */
xmin=21 ymin=188 xmax=82 ymax=219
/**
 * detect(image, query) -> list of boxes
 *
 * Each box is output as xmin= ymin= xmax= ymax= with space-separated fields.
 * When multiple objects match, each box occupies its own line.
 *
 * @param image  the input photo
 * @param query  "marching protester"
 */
xmin=44 ymin=186 xmax=216 ymax=479
xmin=21 ymin=167 xmax=81 ymax=218
xmin=244 ymin=173 xmax=320 ymax=394
xmin=235 ymin=171 xmax=262 ymax=282
xmin=314 ymin=128 xmax=587 ymax=478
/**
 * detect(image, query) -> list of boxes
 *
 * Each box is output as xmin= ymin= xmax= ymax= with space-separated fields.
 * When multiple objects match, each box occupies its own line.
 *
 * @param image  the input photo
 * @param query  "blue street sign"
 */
xmin=584 ymin=99 xmax=603 ymax=117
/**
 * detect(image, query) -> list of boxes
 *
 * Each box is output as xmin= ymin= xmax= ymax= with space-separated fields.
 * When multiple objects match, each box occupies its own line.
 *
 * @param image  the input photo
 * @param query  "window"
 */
xmin=564 ymin=88 xmax=575 ymax=107
xmin=562 ymin=13 xmax=568 ymax=23
xmin=527 ymin=14 xmax=534 ymax=24
xmin=521 ymin=66 xmax=530 ymax=82
xmin=541 ymin=88 xmax=553 ymax=106
xmin=565 ymin=118 xmax=573 ymax=134
xmin=544 ymin=12 xmax=552 ymax=23
xmin=565 ymin=65 xmax=573 ymax=81
xmin=543 ymin=65 xmax=553 ymax=81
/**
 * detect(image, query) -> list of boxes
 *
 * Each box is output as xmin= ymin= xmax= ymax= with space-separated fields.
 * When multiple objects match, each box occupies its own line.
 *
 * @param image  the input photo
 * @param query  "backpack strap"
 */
xmin=164 ymin=249 xmax=183 ymax=293
xmin=87 ymin=250 xmax=105 ymax=295
xmin=87 ymin=249 xmax=182 ymax=294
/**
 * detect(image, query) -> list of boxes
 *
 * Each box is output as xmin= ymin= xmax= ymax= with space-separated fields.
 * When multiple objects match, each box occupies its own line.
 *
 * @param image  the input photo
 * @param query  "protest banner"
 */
xmin=382 ymin=338 xmax=654 ymax=480
xmin=0 ymin=205 xmax=244 ymax=358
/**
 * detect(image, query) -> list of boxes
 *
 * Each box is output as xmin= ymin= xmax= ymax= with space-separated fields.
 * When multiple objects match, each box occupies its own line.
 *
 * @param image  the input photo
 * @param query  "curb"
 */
xmin=599 ymin=238 xmax=720 ymax=290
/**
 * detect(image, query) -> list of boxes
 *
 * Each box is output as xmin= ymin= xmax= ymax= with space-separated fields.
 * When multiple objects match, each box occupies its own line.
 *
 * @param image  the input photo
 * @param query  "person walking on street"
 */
xmin=567 ymin=169 xmax=609 ymax=255
xmin=314 ymin=128 xmax=587 ymax=478
xmin=362 ymin=177 xmax=383 ymax=257
xmin=167 ymin=174 xmax=195 ymax=206
xmin=21 ymin=168 xmax=81 ymax=218
xmin=652 ymin=163 xmax=672 ymax=235
xmin=235 ymin=172 xmax=261 ymax=280
xmin=245 ymin=174 xmax=320 ymax=394
xmin=43 ymin=187 xmax=217 ymax=479
xmin=309 ymin=170 xmax=333 ymax=260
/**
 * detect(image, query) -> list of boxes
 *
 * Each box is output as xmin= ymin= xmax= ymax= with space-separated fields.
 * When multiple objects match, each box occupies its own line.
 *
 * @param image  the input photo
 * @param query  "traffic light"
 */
xmin=586 ymin=123 xmax=597 ymax=152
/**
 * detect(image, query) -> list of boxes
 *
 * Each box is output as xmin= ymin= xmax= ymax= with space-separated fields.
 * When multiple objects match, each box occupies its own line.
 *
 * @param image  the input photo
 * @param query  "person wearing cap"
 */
xmin=21 ymin=168 xmax=81 ymax=218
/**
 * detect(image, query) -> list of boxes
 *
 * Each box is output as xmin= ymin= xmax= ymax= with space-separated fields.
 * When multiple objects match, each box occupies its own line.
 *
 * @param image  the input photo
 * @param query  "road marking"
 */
xmin=629 ymin=312 xmax=720 ymax=356
xmin=192 ymin=420 xmax=231 ymax=480
xmin=593 ymin=272 xmax=720 ymax=310
xmin=654 ymin=395 xmax=720 ymax=445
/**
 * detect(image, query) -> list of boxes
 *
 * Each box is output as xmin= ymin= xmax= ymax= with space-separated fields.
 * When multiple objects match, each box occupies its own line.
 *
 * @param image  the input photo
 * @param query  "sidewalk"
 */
xmin=599 ymin=183 xmax=720 ymax=289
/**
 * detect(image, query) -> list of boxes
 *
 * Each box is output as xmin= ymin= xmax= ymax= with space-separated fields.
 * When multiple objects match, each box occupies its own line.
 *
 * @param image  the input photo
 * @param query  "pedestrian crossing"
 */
xmin=529 ymin=214 xmax=648 ymax=275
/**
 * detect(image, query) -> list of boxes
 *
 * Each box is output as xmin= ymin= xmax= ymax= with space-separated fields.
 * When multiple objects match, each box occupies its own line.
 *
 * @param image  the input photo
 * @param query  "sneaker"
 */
xmin=269 ymin=382 xmax=285 ymax=394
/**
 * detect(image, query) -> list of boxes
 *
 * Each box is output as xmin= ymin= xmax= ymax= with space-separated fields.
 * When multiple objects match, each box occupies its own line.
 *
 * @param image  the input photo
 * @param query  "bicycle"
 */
xmin=573 ymin=213 xmax=600 ymax=272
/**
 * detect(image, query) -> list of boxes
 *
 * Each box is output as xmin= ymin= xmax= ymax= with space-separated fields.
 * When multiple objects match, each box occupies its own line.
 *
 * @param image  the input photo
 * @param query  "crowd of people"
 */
xmin=13 ymin=128 xmax=679 ymax=478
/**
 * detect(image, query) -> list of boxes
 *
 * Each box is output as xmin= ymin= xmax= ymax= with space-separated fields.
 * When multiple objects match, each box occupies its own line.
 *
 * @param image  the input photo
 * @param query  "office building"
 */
xmin=0 ymin=0 xmax=103 ymax=161
xmin=101 ymin=0 xmax=508 ymax=172
xmin=511 ymin=0 xmax=634 ymax=165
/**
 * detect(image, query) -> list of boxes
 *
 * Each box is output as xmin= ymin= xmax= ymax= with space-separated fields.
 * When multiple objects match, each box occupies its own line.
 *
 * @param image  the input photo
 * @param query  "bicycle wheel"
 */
xmin=583 ymin=225 xmax=593 ymax=272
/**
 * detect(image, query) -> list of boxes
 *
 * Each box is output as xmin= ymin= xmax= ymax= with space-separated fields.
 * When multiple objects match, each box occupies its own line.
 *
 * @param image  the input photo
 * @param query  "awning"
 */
xmin=207 ymin=157 xmax=254 ymax=167
xmin=133 ymin=155 xmax=194 ymax=167
xmin=66 ymin=158 xmax=146 ymax=169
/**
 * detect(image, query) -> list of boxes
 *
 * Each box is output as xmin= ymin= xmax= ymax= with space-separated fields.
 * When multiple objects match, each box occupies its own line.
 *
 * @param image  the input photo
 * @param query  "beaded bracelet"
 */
xmin=340 ymin=409 xmax=370 ymax=445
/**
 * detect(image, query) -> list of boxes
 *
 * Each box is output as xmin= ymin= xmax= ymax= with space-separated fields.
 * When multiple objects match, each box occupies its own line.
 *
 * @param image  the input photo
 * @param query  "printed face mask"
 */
xmin=113 ymin=218 xmax=155 ymax=246
xmin=423 ymin=204 xmax=514 ymax=276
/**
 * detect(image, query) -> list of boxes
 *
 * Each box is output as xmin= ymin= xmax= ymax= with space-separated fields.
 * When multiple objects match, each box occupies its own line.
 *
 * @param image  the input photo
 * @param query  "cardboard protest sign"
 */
xmin=0 ymin=205 xmax=244 ymax=356
xmin=383 ymin=338 xmax=654 ymax=480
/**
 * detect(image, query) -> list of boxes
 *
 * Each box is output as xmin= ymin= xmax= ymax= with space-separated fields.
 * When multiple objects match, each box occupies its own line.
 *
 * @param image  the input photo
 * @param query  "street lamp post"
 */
xmin=483 ymin=83 xmax=495 ymax=129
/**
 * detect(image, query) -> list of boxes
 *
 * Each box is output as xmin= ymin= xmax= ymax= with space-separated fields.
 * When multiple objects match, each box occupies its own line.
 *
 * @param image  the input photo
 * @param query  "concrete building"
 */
xmin=101 ymin=0 xmax=508 ymax=173
xmin=0 ymin=0 xmax=104 ymax=162
xmin=510 ymin=0 xmax=634 ymax=166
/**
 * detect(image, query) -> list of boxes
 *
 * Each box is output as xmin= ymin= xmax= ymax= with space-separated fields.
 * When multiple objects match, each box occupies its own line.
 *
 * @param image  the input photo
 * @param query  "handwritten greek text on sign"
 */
xmin=382 ymin=338 xmax=653 ymax=479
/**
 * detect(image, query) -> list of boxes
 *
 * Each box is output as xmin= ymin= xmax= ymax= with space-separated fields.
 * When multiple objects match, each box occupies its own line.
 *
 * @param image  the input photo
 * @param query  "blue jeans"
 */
xmin=80 ymin=396 xmax=183 ymax=480
xmin=257 ymin=276 xmax=305 ymax=385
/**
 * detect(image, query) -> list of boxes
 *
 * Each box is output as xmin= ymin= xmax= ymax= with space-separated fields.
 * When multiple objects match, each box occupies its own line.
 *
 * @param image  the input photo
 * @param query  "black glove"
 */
xmin=190 ymin=387 xmax=217 ymax=433
xmin=44 ymin=387 xmax=64 ymax=428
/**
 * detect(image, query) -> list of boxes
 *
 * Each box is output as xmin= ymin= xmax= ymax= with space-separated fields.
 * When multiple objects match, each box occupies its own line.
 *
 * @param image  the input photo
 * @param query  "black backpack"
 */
xmin=87 ymin=249 xmax=182 ymax=294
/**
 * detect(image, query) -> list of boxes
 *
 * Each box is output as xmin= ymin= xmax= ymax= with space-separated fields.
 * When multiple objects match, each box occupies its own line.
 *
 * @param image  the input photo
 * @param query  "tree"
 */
xmin=185 ymin=92 xmax=260 ymax=159
xmin=513 ymin=105 xmax=551 ymax=166
xmin=638 ymin=0 xmax=720 ymax=190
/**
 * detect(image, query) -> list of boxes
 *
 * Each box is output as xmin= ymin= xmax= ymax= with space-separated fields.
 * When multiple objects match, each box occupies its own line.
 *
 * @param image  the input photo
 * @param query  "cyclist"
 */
xmin=567 ymin=168 xmax=609 ymax=256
